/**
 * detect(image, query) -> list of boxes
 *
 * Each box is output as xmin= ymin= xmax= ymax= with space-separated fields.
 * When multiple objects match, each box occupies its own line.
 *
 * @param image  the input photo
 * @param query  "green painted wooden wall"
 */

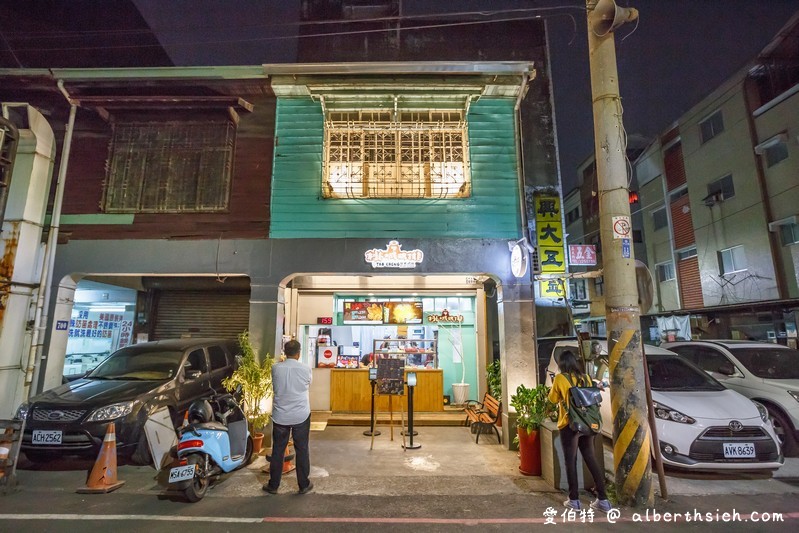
xmin=270 ymin=97 xmax=521 ymax=239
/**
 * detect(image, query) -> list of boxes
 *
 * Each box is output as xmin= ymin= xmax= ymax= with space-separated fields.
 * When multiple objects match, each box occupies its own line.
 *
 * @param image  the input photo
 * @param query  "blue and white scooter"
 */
xmin=168 ymin=390 xmax=253 ymax=502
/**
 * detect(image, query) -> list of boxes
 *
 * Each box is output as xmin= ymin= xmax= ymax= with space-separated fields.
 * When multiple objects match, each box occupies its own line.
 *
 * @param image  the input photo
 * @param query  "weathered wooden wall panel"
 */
xmin=59 ymin=97 xmax=275 ymax=240
xmin=269 ymin=97 xmax=520 ymax=239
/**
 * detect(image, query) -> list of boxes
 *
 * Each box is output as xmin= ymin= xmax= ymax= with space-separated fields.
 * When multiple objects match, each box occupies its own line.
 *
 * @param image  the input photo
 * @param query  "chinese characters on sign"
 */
xmin=538 ymin=279 xmax=566 ymax=299
xmin=568 ymin=244 xmax=597 ymax=266
xmin=535 ymin=196 xmax=565 ymax=274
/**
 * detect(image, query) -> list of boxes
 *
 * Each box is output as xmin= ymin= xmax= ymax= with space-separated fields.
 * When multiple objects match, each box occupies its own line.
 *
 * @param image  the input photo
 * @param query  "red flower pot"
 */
xmin=518 ymin=427 xmax=541 ymax=476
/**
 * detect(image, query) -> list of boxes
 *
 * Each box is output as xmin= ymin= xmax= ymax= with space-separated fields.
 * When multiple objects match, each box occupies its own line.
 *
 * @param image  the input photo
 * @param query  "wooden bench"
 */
xmin=464 ymin=393 xmax=502 ymax=444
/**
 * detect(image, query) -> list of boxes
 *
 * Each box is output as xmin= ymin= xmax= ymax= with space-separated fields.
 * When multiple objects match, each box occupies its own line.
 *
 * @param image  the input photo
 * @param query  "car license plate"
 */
xmin=169 ymin=464 xmax=196 ymax=483
xmin=723 ymin=442 xmax=755 ymax=458
xmin=32 ymin=430 xmax=62 ymax=445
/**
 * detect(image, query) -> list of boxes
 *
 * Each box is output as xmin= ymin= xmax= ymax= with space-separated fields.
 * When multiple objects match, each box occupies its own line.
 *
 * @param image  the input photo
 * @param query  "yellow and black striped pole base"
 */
xmin=609 ymin=328 xmax=654 ymax=507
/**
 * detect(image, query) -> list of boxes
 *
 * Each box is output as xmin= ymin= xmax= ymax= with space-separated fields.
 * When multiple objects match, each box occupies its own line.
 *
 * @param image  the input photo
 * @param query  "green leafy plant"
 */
xmin=222 ymin=331 xmax=273 ymax=431
xmin=486 ymin=359 xmax=502 ymax=399
xmin=510 ymin=383 xmax=556 ymax=434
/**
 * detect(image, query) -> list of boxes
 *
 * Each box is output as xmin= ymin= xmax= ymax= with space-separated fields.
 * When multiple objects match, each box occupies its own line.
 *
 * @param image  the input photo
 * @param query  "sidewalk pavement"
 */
xmin=1 ymin=424 xmax=797 ymax=530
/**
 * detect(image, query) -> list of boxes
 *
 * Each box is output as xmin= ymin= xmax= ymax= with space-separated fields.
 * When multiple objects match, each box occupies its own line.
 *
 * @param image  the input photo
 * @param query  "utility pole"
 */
xmin=586 ymin=0 xmax=653 ymax=507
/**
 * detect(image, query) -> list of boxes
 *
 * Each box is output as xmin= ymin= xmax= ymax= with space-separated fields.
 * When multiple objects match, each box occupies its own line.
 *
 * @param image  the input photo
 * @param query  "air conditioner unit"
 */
xmin=702 ymin=192 xmax=723 ymax=207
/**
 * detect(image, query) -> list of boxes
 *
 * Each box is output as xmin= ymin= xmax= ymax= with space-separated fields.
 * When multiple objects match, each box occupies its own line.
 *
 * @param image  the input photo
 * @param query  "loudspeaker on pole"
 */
xmin=591 ymin=0 xmax=639 ymax=36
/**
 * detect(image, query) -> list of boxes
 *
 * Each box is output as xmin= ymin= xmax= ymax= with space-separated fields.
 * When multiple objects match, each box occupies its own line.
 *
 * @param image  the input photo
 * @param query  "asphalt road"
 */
xmin=1 ymin=426 xmax=797 ymax=532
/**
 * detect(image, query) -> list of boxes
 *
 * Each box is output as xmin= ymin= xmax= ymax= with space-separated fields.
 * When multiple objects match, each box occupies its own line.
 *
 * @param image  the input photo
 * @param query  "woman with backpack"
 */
xmin=548 ymin=349 xmax=614 ymax=513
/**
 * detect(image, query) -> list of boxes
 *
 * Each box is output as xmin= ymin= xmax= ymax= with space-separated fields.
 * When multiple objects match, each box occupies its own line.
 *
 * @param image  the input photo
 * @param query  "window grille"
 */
xmin=323 ymin=110 xmax=470 ymax=199
xmin=104 ymin=121 xmax=234 ymax=213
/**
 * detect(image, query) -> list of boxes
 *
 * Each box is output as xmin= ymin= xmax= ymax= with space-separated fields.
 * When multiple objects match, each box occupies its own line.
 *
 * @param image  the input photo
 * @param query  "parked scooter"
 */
xmin=167 ymin=390 xmax=253 ymax=502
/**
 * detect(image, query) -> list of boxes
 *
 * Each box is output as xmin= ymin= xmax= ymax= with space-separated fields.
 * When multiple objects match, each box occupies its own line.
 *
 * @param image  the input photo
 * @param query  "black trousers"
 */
xmin=559 ymin=425 xmax=607 ymax=501
xmin=266 ymin=414 xmax=311 ymax=491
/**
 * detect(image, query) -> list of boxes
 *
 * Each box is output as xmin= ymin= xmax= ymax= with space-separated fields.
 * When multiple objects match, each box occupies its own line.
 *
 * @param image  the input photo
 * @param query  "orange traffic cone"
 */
xmin=77 ymin=422 xmax=126 ymax=494
xmin=283 ymin=440 xmax=296 ymax=474
xmin=262 ymin=440 xmax=296 ymax=474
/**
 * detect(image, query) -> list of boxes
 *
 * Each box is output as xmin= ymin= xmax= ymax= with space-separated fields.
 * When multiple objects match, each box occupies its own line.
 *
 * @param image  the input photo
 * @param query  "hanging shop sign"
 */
xmin=569 ymin=244 xmax=597 ymax=266
xmin=539 ymin=279 xmax=566 ymax=299
xmin=427 ymin=309 xmax=465 ymax=324
xmin=535 ymin=195 xmax=566 ymax=274
xmin=364 ymin=240 xmax=424 ymax=269
xmin=510 ymin=243 xmax=528 ymax=278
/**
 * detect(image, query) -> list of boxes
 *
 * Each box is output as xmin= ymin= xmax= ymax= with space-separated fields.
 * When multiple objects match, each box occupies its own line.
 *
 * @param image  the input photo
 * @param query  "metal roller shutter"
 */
xmin=153 ymin=290 xmax=250 ymax=340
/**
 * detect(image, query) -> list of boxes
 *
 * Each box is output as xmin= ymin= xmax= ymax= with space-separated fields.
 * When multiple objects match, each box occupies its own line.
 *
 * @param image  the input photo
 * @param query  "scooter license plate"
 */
xmin=168 ymin=464 xmax=196 ymax=483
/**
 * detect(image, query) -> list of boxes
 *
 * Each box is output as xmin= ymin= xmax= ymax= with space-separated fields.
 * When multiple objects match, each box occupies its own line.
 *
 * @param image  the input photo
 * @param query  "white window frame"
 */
xmin=699 ymin=110 xmax=724 ymax=144
xmin=707 ymin=174 xmax=735 ymax=202
xmin=719 ymin=245 xmax=747 ymax=275
xmin=322 ymin=109 xmax=471 ymax=199
xmin=677 ymin=247 xmax=697 ymax=261
xmin=656 ymin=261 xmax=675 ymax=282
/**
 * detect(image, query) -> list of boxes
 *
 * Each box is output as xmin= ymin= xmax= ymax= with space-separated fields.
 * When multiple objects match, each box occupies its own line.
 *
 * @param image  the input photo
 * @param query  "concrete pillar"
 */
xmin=40 ymin=276 xmax=77 ymax=393
xmin=0 ymin=104 xmax=55 ymax=416
xmin=498 ymin=278 xmax=537 ymax=448
xmin=249 ymin=279 xmax=283 ymax=358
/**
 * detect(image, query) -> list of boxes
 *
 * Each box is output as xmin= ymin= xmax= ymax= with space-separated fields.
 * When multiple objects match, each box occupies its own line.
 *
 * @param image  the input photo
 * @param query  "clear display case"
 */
xmin=372 ymin=338 xmax=438 ymax=369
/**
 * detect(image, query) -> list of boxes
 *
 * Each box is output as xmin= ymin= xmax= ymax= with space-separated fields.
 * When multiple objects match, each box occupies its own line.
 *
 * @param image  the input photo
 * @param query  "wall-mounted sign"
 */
xmin=510 ymin=243 xmax=528 ymax=278
xmin=364 ymin=240 xmax=424 ymax=269
xmin=317 ymin=317 xmax=333 ymax=325
xmin=569 ymin=244 xmax=597 ymax=266
xmin=427 ymin=309 xmax=464 ymax=324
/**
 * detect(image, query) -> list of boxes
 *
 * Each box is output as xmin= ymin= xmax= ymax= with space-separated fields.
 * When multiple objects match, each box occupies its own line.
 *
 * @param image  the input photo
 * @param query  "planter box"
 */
xmin=540 ymin=419 xmax=606 ymax=492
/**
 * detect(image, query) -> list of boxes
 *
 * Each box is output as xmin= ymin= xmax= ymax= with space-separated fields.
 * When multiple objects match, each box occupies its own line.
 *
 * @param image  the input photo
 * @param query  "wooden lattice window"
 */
xmin=323 ymin=110 xmax=470 ymax=199
xmin=104 ymin=121 xmax=234 ymax=213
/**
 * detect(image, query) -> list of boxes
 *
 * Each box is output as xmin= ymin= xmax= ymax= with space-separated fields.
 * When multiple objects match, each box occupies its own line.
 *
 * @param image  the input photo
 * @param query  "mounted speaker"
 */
xmin=591 ymin=0 xmax=639 ymax=36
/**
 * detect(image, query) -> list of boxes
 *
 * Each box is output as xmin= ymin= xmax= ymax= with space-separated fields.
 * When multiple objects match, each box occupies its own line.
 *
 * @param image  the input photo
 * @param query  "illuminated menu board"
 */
xmin=343 ymin=301 xmax=424 ymax=324
xmin=384 ymin=302 xmax=423 ymax=324
xmin=343 ymin=302 xmax=384 ymax=324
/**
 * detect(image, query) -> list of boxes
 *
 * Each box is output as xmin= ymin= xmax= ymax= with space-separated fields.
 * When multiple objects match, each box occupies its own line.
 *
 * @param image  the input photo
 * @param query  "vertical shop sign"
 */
xmin=539 ymin=279 xmax=566 ymax=299
xmin=119 ymin=320 xmax=133 ymax=347
xmin=535 ymin=196 xmax=566 ymax=274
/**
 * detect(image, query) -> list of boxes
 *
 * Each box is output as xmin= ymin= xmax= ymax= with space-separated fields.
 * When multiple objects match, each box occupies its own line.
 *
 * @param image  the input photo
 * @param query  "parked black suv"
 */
xmin=16 ymin=338 xmax=238 ymax=464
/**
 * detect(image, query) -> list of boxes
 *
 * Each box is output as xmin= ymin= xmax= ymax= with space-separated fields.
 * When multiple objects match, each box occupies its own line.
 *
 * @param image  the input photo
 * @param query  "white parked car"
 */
xmin=545 ymin=340 xmax=783 ymax=471
xmin=663 ymin=340 xmax=799 ymax=456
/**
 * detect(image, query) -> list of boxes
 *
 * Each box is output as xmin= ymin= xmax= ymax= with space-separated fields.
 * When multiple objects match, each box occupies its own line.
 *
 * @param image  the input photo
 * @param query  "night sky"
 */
xmin=131 ymin=0 xmax=798 ymax=192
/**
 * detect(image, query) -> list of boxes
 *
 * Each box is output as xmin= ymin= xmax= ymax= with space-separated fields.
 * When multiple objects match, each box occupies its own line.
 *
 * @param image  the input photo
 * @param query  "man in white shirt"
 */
xmin=263 ymin=339 xmax=314 ymax=495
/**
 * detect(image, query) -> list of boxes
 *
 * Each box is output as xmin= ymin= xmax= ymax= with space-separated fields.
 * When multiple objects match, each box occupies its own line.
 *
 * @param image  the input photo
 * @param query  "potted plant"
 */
xmin=486 ymin=360 xmax=502 ymax=426
xmin=511 ymin=383 xmax=555 ymax=476
xmin=222 ymin=331 xmax=273 ymax=454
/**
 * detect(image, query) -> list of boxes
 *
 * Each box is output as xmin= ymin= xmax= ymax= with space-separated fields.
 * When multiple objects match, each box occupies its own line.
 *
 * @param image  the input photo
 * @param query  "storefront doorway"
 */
xmin=283 ymin=274 xmax=491 ymax=414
